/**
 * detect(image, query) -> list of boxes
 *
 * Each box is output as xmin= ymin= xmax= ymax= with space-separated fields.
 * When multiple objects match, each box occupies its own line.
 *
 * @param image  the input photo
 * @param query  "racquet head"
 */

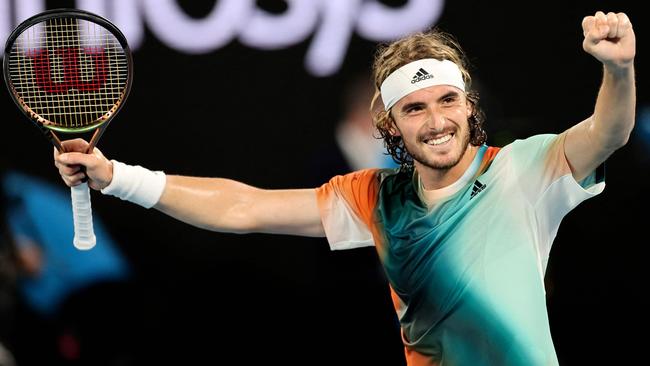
xmin=3 ymin=8 xmax=134 ymax=250
xmin=3 ymin=8 xmax=133 ymax=151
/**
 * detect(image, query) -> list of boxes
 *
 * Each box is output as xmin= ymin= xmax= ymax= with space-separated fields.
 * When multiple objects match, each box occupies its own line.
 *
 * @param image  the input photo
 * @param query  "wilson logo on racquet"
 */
xmin=26 ymin=47 xmax=108 ymax=93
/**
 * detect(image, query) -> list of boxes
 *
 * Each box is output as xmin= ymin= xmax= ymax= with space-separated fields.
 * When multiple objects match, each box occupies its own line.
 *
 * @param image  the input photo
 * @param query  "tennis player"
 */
xmin=54 ymin=11 xmax=635 ymax=365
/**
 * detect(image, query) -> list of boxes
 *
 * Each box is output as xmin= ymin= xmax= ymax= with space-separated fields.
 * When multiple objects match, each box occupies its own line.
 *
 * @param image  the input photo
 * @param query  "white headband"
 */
xmin=380 ymin=58 xmax=465 ymax=111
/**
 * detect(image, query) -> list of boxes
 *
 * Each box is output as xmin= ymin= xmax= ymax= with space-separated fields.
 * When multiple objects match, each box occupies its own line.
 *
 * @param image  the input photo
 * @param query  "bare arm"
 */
xmin=54 ymin=139 xmax=325 ymax=237
xmin=564 ymin=11 xmax=636 ymax=181
xmin=156 ymin=176 xmax=324 ymax=236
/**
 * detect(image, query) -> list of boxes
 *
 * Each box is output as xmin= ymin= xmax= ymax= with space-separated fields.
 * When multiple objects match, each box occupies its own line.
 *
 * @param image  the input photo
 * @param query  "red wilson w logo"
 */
xmin=26 ymin=47 xmax=107 ymax=93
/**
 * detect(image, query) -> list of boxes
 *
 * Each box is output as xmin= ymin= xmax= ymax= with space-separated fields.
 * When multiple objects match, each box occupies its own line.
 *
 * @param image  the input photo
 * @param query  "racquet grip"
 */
xmin=71 ymin=183 xmax=97 ymax=250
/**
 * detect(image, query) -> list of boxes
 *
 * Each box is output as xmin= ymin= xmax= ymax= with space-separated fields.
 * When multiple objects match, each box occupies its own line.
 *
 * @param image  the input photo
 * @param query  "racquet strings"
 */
xmin=6 ymin=16 xmax=129 ymax=130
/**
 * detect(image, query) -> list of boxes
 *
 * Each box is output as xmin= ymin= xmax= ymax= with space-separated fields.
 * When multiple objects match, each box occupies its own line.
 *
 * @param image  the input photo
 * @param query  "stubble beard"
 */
xmin=406 ymin=127 xmax=471 ymax=170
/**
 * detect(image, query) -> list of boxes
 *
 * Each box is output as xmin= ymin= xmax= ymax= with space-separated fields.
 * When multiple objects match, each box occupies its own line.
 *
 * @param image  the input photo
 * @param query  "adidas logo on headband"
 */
xmin=411 ymin=68 xmax=433 ymax=84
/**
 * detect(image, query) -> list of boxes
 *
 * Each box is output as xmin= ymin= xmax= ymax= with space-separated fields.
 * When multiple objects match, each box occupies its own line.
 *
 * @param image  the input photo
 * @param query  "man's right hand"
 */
xmin=53 ymin=138 xmax=113 ymax=190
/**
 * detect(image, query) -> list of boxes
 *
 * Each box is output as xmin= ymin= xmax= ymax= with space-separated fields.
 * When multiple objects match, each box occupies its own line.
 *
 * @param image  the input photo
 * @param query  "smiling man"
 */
xmin=54 ymin=10 xmax=635 ymax=366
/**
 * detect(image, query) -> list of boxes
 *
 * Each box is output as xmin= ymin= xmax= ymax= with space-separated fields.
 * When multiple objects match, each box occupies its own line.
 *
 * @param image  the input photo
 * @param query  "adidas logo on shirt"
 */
xmin=470 ymin=180 xmax=486 ymax=199
xmin=411 ymin=68 xmax=433 ymax=84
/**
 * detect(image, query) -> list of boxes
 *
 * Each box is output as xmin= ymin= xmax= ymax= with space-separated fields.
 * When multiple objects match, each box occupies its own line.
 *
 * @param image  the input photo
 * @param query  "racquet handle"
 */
xmin=71 ymin=183 xmax=97 ymax=250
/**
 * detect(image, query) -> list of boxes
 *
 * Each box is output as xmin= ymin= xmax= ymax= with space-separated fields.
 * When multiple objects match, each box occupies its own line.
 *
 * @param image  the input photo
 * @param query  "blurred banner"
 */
xmin=0 ymin=0 xmax=445 ymax=76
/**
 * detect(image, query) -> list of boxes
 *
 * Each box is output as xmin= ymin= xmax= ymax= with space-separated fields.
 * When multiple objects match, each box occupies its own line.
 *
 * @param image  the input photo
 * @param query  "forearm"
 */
xmin=154 ymin=175 xmax=261 ymax=233
xmin=591 ymin=64 xmax=636 ymax=149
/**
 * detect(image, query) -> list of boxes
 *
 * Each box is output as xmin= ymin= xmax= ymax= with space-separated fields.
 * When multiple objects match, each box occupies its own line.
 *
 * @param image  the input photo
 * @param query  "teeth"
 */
xmin=426 ymin=134 xmax=452 ymax=145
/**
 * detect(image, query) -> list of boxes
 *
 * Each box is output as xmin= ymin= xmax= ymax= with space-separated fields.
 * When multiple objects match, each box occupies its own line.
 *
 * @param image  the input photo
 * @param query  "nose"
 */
xmin=424 ymin=107 xmax=446 ymax=131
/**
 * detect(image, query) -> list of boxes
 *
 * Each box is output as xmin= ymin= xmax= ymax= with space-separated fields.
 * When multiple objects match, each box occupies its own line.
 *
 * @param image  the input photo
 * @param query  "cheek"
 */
xmin=448 ymin=107 xmax=471 ymax=125
xmin=462 ymin=100 xmax=474 ymax=118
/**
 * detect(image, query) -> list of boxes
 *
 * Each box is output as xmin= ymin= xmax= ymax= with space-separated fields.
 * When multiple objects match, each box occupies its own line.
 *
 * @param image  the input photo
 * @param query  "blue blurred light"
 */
xmin=637 ymin=105 xmax=650 ymax=149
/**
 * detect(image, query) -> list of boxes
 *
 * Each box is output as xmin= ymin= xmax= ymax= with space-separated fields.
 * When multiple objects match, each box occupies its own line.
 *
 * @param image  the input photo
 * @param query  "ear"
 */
xmin=388 ymin=117 xmax=401 ymax=136
xmin=466 ymin=104 xmax=473 ymax=118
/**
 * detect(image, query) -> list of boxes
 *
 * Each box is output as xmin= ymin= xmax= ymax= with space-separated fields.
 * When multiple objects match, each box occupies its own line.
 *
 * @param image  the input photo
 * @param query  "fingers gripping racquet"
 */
xmin=3 ymin=9 xmax=133 ymax=250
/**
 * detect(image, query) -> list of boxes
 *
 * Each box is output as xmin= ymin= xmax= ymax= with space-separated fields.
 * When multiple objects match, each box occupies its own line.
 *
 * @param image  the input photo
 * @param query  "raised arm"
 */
xmin=54 ymin=139 xmax=325 ymax=237
xmin=564 ymin=11 xmax=636 ymax=181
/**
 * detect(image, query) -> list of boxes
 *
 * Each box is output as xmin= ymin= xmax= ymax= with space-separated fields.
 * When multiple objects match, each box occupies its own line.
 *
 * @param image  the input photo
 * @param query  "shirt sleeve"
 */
xmin=506 ymin=133 xmax=605 ymax=265
xmin=508 ymin=132 xmax=605 ymax=210
xmin=315 ymin=169 xmax=381 ymax=250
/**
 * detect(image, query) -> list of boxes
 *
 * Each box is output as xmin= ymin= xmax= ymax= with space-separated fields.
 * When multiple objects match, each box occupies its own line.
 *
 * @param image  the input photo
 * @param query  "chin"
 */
xmin=417 ymin=147 xmax=465 ymax=170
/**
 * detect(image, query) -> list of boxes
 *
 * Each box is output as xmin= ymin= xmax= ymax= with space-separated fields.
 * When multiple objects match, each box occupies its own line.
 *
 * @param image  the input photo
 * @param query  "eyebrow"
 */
xmin=400 ymin=90 xmax=460 ymax=112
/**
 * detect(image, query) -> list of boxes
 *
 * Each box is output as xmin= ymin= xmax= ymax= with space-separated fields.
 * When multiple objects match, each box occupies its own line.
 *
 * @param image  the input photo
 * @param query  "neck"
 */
xmin=416 ymin=144 xmax=479 ymax=190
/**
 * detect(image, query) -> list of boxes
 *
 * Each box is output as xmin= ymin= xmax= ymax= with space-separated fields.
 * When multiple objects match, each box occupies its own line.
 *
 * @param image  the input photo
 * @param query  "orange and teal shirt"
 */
xmin=315 ymin=133 xmax=605 ymax=366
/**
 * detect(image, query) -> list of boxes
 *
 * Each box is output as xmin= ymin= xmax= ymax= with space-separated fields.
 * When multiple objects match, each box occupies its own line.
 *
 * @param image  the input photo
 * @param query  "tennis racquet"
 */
xmin=3 ymin=9 xmax=133 ymax=250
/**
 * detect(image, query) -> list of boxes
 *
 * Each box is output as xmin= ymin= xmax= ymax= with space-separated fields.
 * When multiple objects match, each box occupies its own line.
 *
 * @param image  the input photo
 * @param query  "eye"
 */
xmin=405 ymin=104 xmax=424 ymax=113
xmin=442 ymin=95 xmax=457 ymax=104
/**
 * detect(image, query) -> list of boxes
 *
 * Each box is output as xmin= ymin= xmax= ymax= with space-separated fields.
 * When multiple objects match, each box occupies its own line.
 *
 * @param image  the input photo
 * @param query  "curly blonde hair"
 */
xmin=370 ymin=29 xmax=487 ymax=168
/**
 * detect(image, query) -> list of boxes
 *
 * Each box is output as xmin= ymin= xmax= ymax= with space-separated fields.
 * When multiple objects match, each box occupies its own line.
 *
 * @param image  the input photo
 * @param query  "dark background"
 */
xmin=1 ymin=0 xmax=648 ymax=365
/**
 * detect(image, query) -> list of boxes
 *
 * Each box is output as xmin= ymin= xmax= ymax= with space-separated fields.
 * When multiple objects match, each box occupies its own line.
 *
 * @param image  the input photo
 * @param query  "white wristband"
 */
xmin=100 ymin=160 xmax=166 ymax=208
